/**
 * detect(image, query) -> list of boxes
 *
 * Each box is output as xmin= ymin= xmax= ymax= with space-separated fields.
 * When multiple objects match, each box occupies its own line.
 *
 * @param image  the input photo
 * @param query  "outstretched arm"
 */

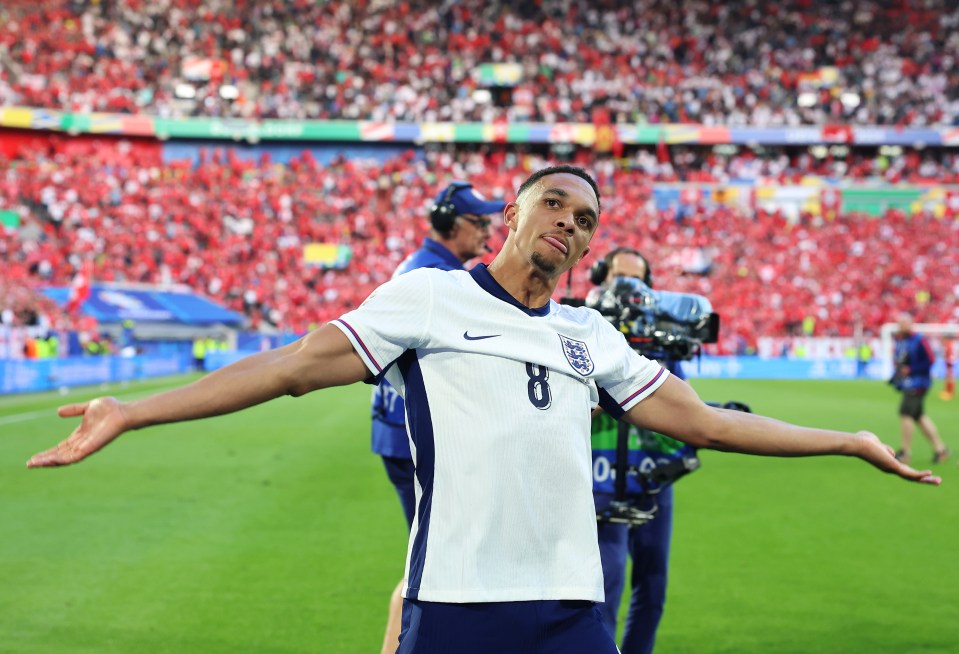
xmin=27 ymin=323 xmax=370 ymax=468
xmin=625 ymin=375 xmax=941 ymax=485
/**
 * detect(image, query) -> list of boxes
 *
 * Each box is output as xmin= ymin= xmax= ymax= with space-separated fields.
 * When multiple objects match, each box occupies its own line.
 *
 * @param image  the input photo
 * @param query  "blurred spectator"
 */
xmin=0 ymin=278 xmax=64 ymax=330
xmin=1 ymin=0 xmax=958 ymax=126
xmin=2 ymin=137 xmax=958 ymax=349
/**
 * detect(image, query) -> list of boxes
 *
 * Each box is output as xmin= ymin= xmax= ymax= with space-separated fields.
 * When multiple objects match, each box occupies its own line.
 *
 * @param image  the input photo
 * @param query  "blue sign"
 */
xmin=680 ymin=356 xmax=888 ymax=380
xmin=0 ymin=354 xmax=193 ymax=394
xmin=43 ymin=286 xmax=244 ymax=325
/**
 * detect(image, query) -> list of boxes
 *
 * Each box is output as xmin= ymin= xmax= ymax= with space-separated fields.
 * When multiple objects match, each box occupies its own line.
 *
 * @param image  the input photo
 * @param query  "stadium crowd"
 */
xmin=0 ymin=278 xmax=64 ymax=329
xmin=3 ymin=136 xmax=958 ymax=352
xmin=2 ymin=0 xmax=959 ymax=126
xmin=634 ymin=145 xmax=959 ymax=185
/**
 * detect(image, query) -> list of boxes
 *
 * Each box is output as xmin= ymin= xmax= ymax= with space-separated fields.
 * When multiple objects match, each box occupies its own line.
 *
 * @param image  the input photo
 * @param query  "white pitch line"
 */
xmin=0 ymin=389 xmax=163 ymax=427
xmin=0 ymin=409 xmax=52 ymax=426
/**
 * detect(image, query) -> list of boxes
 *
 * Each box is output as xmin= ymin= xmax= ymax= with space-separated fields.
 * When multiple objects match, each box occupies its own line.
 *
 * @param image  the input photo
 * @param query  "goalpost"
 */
xmin=879 ymin=322 xmax=959 ymax=399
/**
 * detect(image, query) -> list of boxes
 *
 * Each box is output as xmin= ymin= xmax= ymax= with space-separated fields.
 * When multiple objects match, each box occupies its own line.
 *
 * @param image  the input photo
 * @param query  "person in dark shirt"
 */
xmin=892 ymin=313 xmax=949 ymax=464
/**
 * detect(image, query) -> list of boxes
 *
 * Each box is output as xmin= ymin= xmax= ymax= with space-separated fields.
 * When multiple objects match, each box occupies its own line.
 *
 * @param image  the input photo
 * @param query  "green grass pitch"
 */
xmin=2 ymin=375 xmax=957 ymax=653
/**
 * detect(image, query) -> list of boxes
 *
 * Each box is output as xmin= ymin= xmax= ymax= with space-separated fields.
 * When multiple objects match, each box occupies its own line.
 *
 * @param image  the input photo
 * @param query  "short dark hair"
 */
xmin=604 ymin=247 xmax=653 ymax=288
xmin=516 ymin=165 xmax=601 ymax=215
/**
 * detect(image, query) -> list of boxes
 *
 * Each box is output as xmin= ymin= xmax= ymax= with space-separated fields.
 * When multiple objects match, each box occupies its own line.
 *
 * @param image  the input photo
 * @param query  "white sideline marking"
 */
xmin=0 ymin=409 xmax=51 ymax=426
xmin=0 ymin=389 xmax=161 ymax=426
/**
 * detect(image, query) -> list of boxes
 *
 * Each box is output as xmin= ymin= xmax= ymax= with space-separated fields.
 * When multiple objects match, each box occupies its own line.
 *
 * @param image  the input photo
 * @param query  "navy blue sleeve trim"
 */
xmin=598 ymin=387 xmax=626 ymax=420
xmin=665 ymin=357 xmax=686 ymax=380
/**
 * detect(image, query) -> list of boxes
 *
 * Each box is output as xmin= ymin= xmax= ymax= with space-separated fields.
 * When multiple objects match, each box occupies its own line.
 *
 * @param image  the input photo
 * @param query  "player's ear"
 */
xmin=503 ymin=202 xmax=519 ymax=231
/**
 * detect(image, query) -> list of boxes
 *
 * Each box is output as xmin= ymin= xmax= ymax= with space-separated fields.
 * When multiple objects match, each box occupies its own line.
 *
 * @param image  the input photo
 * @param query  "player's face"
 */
xmin=451 ymin=213 xmax=493 ymax=261
xmin=609 ymin=252 xmax=647 ymax=282
xmin=504 ymin=173 xmax=599 ymax=277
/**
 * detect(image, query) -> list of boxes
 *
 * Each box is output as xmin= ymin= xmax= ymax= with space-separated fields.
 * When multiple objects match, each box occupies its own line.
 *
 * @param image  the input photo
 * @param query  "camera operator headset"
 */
xmin=588 ymin=247 xmax=683 ymax=654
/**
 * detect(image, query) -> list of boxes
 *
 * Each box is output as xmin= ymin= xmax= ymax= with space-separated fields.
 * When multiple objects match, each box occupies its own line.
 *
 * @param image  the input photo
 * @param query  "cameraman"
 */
xmin=589 ymin=247 xmax=682 ymax=654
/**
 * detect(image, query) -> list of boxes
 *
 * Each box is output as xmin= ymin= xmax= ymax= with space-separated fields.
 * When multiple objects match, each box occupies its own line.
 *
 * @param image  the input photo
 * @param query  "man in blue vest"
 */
xmin=892 ymin=313 xmax=949 ymax=464
xmin=376 ymin=181 xmax=505 ymax=654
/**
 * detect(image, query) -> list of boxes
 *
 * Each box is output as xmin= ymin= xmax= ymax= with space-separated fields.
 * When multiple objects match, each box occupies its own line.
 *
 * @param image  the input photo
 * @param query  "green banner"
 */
xmin=3 ymin=105 xmax=959 ymax=147
xmin=841 ymin=189 xmax=924 ymax=216
xmin=475 ymin=63 xmax=523 ymax=87
xmin=635 ymin=126 xmax=664 ymax=144
xmin=298 ymin=122 xmax=363 ymax=141
xmin=0 ymin=210 xmax=19 ymax=230
xmin=454 ymin=124 xmax=486 ymax=141
xmin=152 ymin=118 xmax=363 ymax=141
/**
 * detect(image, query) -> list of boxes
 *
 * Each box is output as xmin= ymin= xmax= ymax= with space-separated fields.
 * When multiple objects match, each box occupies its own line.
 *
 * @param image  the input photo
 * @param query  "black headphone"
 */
xmin=430 ymin=180 xmax=473 ymax=235
xmin=589 ymin=247 xmax=654 ymax=287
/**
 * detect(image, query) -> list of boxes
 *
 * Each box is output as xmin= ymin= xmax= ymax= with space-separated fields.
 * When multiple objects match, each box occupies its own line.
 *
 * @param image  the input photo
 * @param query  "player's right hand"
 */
xmin=26 ymin=397 xmax=129 ymax=468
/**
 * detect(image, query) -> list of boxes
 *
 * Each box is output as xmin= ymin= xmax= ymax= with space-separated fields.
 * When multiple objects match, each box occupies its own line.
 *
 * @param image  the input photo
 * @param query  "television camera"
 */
xmin=586 ymin=276 xmax=719 ymax=361
xmin=563 ymin=276 xmax=749 ymax=526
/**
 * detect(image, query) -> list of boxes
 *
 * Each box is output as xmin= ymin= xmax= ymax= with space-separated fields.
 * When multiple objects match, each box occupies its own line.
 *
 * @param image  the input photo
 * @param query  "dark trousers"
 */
xmin=383 ymin=455 xmax=416 ymax=529
xmin=596 ymin=489 xmax=673 ymax=654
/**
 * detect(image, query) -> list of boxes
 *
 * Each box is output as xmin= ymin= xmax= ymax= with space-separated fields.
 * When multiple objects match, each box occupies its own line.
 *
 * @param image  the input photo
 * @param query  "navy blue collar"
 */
xmin=422 ymin=238 xmax=463 ymax=269
xmin=469 ymin=264 xmax=551 ymax=317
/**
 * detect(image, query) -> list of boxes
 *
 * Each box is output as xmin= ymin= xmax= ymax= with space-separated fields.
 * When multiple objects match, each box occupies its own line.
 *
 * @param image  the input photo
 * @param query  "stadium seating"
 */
xmin=2 ymin=0 xmax=958 ymax=126
xmin=0 ymin=278 xmax=65 ymax=330
xmin=3 ymin=137 xmax=958 ymax=351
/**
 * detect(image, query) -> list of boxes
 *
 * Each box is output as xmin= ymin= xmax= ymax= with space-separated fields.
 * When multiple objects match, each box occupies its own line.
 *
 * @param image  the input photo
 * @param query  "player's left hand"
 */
xmin=855 ymin=431 xmax=941 ymax=485
xmin=26 ymin=397 xmax=129 ymax=468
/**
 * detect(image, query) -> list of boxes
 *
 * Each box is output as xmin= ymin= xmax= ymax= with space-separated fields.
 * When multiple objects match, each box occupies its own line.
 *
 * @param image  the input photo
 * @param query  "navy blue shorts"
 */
xmin=396 ymin=598 xmax=619 ymax=654
xmin=382 ymin=455 xmax=416 ymax=529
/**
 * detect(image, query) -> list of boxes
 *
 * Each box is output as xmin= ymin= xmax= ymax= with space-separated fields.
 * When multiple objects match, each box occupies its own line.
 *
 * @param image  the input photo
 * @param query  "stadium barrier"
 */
xmin=0 ymin=354 xmax=193 ymax=394
xmin=208 ymin=351 xmax=939 ymax=382
xmin=1 ymin=107 xmax=955 ymax=147
xmin=204 ymin=351 xmax=256 ymax=371
xmin=678 ymin=356 xmax=943 ymax=380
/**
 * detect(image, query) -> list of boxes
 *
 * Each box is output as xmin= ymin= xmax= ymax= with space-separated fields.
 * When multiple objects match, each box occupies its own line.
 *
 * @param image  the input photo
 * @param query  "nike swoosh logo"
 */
xmin=463 ymin=331 xmax=501 ymax=341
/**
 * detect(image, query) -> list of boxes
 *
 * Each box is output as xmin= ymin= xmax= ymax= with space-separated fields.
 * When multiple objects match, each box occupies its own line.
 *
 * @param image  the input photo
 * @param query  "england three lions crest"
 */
xmin=559 ymin=334 xmax=594 ymax=376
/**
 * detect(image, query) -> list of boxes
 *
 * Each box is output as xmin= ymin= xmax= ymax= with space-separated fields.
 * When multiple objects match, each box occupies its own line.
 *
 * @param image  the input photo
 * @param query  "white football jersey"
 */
xmin=333 ymin=264 xmax=668 ymax=603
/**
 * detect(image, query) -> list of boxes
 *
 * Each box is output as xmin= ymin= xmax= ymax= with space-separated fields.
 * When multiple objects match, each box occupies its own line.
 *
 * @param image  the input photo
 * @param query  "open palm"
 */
xmin=856 ymin=431 xmax=940 ymax=485
xmin=27 ymin=397 xmax=129 ymax=468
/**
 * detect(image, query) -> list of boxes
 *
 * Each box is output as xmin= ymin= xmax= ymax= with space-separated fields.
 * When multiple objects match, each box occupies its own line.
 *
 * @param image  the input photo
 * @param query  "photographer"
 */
xmin=891 ymin=313 xmax=949 ymax=464
xmin=589 ymin=247 xmax=681 ymax=654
